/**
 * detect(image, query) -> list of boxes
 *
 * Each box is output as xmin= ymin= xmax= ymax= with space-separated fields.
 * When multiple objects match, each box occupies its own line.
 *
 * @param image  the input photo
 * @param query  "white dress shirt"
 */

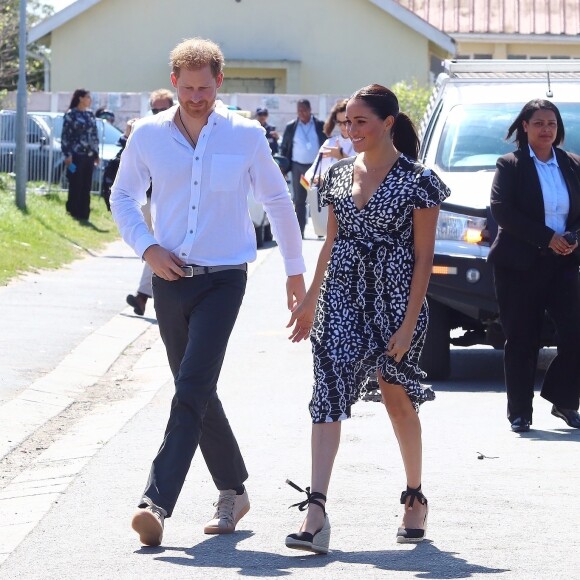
xmin=292 ymin=118 xmax=320 ymax=164
xmin=111 ymin=104 xmax=305 ymax=276
xmin=529 ymin=145 xmax=570 ymax=234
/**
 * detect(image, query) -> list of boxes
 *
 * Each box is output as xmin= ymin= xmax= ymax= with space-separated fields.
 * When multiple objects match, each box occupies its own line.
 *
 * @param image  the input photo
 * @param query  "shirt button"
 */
xmin=192 ymin=205 xmax=196 ymax=210
xmin=189 ymin=230 xmax=193 ymax=234
xmin=194 ymin=181 xmax=198 ymax=185
xmin=195 ymin=157 xmax=199 ymax=160
xmin=181 ymin=252 xmax=186 ymax=256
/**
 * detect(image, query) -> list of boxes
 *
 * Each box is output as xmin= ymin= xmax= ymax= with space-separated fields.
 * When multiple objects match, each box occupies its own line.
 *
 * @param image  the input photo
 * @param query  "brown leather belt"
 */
xmin=180 ymin=264 xmax=247 ymax=277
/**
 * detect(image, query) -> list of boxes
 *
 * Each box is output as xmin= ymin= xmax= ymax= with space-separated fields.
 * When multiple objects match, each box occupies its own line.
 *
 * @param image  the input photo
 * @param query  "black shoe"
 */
xmin=551 ymin=405 xmax=580 ymax=429
xmin=510 ymin=417 xmax=531 ymax=432
xmin=396 ymin=485 xmax=428 ymax=543
xmin=126 ymin=292 xmax=148 ymax=316
xmin=285 ymin=480 xmax=330 ymax=554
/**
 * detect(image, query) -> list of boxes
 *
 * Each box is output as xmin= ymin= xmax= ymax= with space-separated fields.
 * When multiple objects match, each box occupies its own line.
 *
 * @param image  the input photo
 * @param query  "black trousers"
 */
xmin=291 ymin=162 xmax=312 ymax=237
xmin=141 ymin=269 xmax=248 ymax=517
xmin=66 ymin=153 xmax=94 ymax=221
xmin=494 ymin=254 xmax=580 ymax=422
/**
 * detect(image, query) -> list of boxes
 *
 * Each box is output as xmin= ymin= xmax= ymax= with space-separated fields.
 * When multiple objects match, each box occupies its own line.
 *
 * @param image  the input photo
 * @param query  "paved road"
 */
xmin=1 ymin=228 xmax=579 ymax=579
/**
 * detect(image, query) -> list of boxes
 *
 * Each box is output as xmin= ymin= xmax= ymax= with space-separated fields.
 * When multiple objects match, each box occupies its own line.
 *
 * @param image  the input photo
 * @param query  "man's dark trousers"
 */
xmin=291 ymin=162 xmax=312 ymax=237
xmin=494 ymin=254 xmax=580 ymax=423
xmin=140 ymin=269 xmax=248 ymax=517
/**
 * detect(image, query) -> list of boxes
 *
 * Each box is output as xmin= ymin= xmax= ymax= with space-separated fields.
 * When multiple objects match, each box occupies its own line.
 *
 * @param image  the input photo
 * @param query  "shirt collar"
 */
xmin=529 ymin=144 xmax=558 ymax=167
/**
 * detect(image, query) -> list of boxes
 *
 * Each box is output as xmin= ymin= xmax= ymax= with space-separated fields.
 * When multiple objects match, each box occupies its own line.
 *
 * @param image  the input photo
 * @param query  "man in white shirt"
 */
xmin=111 ymin=37 xmax=307 ymax=547
xmin=280 ymin=100 xmax=327 ymax=237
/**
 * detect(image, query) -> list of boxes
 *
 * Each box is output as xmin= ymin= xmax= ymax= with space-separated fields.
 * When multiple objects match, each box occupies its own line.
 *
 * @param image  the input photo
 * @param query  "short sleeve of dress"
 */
xmin=317 ymin=165 xmax=334 ymax=208
xmin=413 ymin=167 xmax=451 ymax=209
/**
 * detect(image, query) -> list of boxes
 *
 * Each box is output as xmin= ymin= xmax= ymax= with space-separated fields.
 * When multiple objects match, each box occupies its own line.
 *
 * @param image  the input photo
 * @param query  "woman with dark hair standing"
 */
xmin=489 ymin=99 xmax=580 ymax=433
xmin=61 ymin=89 xmax=99 ymax=221
xmin=285 ymin=84 xmax=450 ymax=553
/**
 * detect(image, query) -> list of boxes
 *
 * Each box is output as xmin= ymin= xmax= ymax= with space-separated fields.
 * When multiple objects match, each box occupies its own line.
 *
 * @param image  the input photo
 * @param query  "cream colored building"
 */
xmin=29 ymin=0 xmax=454 ymax=94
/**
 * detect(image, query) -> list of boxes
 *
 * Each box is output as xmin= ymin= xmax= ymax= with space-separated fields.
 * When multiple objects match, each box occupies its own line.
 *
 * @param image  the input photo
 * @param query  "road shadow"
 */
xmin=514 ymin=427 xmax=580 ymax=442
xmin=137 ymin=532 xmax=508 ymax=578
xmin=430 ymin=347 xmax=557 ymax=393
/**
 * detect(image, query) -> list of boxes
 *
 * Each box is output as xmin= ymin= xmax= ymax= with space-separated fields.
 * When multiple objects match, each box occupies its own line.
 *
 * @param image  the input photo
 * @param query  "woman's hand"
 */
xmin=322 ymin=139 xmax=343 ymax=160
xmin=287 ymin=294 xmax=316 ymax=343
xmin=549 ymin=232 xmax=578 ymax=255
xmin=386 ymin=325 xmax=414 ymax=363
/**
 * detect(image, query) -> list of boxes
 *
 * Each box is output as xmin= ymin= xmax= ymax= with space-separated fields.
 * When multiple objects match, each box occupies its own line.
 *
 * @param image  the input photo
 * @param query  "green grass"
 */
xmin=0 ymin=175 xmax=120 ymax=286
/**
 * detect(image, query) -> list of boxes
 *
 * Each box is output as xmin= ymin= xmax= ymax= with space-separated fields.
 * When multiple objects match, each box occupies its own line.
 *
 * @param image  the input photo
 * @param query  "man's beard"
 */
xmin=181 ymin=99 xmax=214 ymax=119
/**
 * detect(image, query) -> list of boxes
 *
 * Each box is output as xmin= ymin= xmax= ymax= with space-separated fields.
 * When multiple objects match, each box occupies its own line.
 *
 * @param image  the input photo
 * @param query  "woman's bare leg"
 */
xmin=300 ymin=421 xmax=341 ymax=534
xmin=379 ymin=378 xmax=427 ymax=529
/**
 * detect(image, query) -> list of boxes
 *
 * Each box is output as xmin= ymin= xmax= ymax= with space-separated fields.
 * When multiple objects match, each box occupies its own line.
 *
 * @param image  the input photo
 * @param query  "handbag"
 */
xmin=306 ymin=152 xmax=328 ymax=237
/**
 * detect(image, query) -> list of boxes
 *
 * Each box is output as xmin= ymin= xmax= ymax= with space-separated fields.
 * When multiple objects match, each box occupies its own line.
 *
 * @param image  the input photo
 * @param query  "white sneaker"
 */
xmin=203 ymin=489 xmax=250 ymax=534
xmin=132 ymin=502 xmax=166 ymax=546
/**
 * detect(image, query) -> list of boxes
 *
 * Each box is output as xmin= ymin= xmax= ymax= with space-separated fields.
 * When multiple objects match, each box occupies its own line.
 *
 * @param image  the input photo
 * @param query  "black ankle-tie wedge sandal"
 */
xmin=285 ymin=479 xmax=331 ymax=554
xmin=396 ymin=485 xmax=429 ymax=543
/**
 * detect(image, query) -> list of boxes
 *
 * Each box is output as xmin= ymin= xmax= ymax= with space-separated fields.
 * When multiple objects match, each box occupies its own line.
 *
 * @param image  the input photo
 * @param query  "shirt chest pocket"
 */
xmin=210 ymin=154 xmax=246 ymax=192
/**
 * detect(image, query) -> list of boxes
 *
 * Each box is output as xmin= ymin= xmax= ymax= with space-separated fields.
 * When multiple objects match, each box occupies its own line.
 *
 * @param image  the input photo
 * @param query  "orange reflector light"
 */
xmin=464 ymin=228 xmax=483 ymax=244
xmin=432 ymin=265 xmax=458 ymax=275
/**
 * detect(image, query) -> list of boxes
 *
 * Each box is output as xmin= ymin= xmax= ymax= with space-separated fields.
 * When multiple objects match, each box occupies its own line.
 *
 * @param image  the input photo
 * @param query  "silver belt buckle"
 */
xmin=181 ymin=265 xmax=194 ymax=277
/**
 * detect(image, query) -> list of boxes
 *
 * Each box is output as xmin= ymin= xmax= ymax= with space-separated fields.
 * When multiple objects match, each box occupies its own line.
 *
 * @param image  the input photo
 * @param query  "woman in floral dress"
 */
xmin=285 ymin=84 xmax=450 ymax=554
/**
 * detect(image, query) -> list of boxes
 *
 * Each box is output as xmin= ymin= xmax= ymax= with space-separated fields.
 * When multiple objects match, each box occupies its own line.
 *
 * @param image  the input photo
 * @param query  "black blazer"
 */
xmin=488 ymin=147 xmax=580 ymax=271
xmin=280 ymin=116 xmax=326 ymax=164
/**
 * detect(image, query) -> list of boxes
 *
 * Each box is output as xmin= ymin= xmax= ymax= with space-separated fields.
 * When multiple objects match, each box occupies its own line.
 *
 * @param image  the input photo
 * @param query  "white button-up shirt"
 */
xmin=529 ymin=145 xmax=570 ymax=234
xmin=111 ymin=104 xmax=305 ymax=276
xmin=292 ymin=118 xmax=320 ymax=165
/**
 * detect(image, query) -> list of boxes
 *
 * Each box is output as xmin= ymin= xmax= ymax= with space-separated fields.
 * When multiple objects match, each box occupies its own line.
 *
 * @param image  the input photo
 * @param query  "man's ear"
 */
xmin=170 ymin=71 xmax=178 ymax=88
xmin=216 ymin=72 xmax=224 ymax=89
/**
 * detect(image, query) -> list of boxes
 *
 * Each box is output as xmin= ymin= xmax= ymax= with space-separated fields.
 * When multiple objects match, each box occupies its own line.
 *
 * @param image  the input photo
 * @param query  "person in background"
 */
xmin=304 ymin=99 xmax=355 ymax=186
xmin=489 ymin=98 xmax=580 ymax=432
xmin=255 ymin=107 xmax=279 ymax=155
xmin=281 ymin=99 xmax=327 ymax=237
xmin=125 ymin=89 xmax=175 ymax=316
xmin=110 ymin=37 xmax=305 ymax=548
xmin=285 ymin=84 xmax=449 ymax=554
xmin=61 ymin=89 xmax=99 ymax=221
xmin=101 ymin=118 xmax=138 ymax=211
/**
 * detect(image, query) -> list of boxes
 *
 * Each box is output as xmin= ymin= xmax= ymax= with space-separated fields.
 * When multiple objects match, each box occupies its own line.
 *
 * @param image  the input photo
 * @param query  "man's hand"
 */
xmin=286 ymin=274 xmax=306 ymax=311
xmin=143 ymin=245 xmax=186 ymax=280
xmin=287 ymin=292 xmax=316 ymax=343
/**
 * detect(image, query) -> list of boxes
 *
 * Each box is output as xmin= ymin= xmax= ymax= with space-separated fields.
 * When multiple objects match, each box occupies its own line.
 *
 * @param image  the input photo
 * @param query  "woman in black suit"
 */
xmin=489 ymin=99 xmax=580 ymax=432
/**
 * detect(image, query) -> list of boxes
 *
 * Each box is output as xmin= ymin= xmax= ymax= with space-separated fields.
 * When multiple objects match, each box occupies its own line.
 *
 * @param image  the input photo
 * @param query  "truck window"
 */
xmin=435 ymin=102 xmax=580 ymax=172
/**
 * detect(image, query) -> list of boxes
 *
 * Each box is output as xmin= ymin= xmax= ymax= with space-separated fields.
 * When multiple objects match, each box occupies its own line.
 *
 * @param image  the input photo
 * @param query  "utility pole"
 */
xmin=15 ymin=0 xmax=28 ymax=210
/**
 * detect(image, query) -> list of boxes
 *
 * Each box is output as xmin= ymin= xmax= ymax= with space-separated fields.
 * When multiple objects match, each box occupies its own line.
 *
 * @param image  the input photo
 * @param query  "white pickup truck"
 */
xmin=418 ymin=59 xmax=580 ymax=379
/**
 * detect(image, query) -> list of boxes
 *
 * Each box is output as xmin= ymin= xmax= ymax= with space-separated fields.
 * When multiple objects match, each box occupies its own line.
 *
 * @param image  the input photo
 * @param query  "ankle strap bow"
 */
xmin=286 ymin=479 xmax=326 ymax=513
xmin=400 ymin=485 xmax=428 ymax=508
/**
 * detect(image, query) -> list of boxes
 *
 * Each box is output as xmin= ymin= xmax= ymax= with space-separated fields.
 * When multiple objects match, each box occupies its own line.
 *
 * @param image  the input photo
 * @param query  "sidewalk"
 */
xmin=1 ymin=232 xmax=580 ymax=579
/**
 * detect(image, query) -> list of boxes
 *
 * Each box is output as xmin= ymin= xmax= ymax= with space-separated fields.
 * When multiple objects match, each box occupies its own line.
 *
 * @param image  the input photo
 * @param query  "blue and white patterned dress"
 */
xmin=309 ymin=154 xmax=450 ymax=423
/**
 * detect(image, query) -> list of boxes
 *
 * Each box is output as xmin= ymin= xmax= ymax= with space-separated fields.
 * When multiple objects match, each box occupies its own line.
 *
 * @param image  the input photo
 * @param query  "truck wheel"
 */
xmin=420 ymin=299 xmax=451 ymax=380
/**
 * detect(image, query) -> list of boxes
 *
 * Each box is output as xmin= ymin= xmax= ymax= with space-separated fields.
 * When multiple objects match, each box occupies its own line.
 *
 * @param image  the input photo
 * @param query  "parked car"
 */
xmin=33 ymin=111 xmax=123 ymax=190
xmin=418 ymin=59 xmax=580 ymax=379
xmin=248 ymin=188 xmax=272 ymax=247
xmin=0 ymin=110 xmax=62 ymax=182
xmin=0 ymin=109 xmax=122 ymax=190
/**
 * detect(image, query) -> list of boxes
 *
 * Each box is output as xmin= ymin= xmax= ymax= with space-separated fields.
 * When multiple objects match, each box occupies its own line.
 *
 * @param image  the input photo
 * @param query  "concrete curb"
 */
xmin=0 ymin=308 xmax=152 ymax=461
